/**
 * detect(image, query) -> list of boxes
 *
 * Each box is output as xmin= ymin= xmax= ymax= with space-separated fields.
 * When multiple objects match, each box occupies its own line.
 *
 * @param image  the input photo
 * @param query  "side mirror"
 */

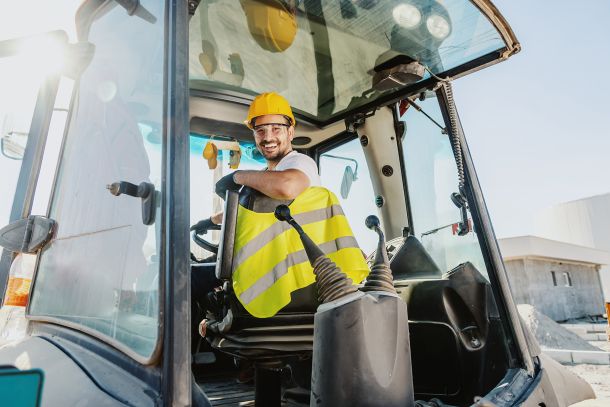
xmin=321 ymin=153 xmax=359 ymax=199
xmin=1 ymin=133 xmax=27 ymax=160
xmin=0 ymin=216 xmax=56 ymax=254
xmin=340 ymin=165 xmax=357 ymax=199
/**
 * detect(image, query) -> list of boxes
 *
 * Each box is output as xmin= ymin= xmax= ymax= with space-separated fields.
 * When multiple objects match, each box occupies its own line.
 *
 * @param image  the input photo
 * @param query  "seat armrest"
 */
xmin=216 ymin=190 xmax=239 ymax=280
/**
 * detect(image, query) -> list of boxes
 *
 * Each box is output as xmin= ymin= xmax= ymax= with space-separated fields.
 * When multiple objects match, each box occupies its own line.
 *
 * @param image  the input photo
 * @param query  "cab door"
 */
xmin=0 ymin=31 xmax=68 ymax=304
xmin=2 ymin=0 xmax=190 ymax=405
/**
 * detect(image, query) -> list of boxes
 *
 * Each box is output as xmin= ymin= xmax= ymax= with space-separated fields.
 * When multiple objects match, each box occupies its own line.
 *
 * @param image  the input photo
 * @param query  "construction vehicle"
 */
xmin=0 ymin=0 xmax=600 ymax=405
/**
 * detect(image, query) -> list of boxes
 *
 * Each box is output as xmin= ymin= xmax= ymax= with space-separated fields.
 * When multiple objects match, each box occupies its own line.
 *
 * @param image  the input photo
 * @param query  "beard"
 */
xmin=258 ymin=141 xmax=292 ymax=163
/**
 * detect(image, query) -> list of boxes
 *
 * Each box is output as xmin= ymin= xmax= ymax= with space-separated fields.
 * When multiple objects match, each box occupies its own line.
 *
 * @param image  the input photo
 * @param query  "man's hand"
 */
xmin=190 ymin=217 xmax=221 ymax=235
xmin=215 ymin=172 xmax=242 ymax=199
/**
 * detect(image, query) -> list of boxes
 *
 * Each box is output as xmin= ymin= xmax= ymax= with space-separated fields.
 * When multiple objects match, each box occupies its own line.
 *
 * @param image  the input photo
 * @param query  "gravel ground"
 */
xmin=563 ymin=363 xmax=610 ymax=400
xmin=557 ymin=341 xmax=610 ymax=402
xmin=518 ymin=305 xmax=602 ymax=351
xmin=517 ymin=305 xmax=610 ymax=402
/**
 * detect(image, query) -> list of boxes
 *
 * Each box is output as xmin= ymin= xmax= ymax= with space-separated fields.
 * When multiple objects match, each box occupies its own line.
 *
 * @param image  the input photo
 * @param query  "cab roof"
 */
xmin=188 ymin=0 xmax=520 ymax=127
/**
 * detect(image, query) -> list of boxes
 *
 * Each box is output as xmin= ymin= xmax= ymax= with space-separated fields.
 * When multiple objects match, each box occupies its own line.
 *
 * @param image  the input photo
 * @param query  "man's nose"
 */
xmin=259 ymin=128 xmax=274 ymax=138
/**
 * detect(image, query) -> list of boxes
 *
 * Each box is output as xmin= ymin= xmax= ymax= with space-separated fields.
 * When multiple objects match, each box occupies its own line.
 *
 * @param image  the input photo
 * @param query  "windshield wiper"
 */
xmin=420 ymin=222 xmax=457 ymax=237
xmin=403 ymin=99 xmax=447 ymax=134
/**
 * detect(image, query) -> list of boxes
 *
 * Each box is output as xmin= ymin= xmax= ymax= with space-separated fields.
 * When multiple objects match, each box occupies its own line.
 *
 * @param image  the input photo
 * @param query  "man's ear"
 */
xmin=288 ymin=126 xmax=295 ymax=142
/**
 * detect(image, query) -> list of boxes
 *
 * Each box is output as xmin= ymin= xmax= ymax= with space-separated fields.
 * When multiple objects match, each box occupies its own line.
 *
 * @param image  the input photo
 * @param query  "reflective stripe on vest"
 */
xmin=232 ymin=187 xmax=370 ymax=318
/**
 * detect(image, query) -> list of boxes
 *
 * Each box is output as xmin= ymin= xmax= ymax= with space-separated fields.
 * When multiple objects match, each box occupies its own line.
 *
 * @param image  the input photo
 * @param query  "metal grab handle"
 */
xmin=107 ymin=181 xmax=157 ymax=225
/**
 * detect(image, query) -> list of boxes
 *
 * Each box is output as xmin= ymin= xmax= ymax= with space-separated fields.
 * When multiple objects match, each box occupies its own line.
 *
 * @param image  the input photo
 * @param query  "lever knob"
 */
xmin=274 ymin=204 xmax=293 ymax=222
xmin=365 ymin=215 xmax=380 ymax=230
xmin=362 ymin=213 xmax=396 ymax=294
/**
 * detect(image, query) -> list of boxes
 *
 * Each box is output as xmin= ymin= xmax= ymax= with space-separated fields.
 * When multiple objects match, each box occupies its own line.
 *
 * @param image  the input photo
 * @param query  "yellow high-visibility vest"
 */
xmin=232 ymin=187 xmax=370 ymax=318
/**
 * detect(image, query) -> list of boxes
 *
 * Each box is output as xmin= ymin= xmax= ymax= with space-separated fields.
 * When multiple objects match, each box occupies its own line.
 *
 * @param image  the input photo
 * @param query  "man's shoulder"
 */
xmin=276 ymin=151 xmax=321 ymax=186
xmin=277 ymin=151 xmax=316 ymax=168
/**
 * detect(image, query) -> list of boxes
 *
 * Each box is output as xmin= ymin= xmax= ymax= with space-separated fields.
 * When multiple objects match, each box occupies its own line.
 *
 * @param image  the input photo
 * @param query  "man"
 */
xmin=212 ymin=92 xmax=321 ymax=222
xmin=192 ymin=92 xmax=321 ymax=337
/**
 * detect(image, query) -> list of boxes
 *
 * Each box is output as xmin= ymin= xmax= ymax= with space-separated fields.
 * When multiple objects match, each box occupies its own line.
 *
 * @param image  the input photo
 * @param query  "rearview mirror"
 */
xmin=1 ymin=133 xmax=27 ymax=160
xmin=340 ymin=165 xmax=357 ymax=199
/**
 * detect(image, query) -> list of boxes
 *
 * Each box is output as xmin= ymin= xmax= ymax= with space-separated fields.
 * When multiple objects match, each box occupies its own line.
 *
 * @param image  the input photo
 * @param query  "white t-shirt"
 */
xmin=273 ymin=151 xmax=321 ymax=187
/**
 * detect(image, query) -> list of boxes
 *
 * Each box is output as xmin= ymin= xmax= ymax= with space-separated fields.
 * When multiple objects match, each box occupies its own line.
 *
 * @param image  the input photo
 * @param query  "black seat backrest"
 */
xmin=217 ymin=186 xmax=293 ymax=281
xmin=215 ymin=190 xmax=239 ymax=281
xmin=238 ymin=186 xmax=292 ymax=213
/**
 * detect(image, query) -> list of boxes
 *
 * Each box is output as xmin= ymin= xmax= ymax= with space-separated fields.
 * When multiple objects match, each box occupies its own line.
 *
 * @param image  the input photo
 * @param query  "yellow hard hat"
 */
xmin=240 ymin=0 xmax=297 ymax=53
xmin=245 ymin=92 xmax=296 ymax=129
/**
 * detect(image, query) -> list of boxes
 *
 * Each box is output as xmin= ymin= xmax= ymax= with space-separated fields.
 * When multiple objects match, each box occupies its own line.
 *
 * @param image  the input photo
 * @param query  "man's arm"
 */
xmin=210 ymin=168 xmax=311 ymax=224
xmin=234 ymin=169 xmax=310 ymax=200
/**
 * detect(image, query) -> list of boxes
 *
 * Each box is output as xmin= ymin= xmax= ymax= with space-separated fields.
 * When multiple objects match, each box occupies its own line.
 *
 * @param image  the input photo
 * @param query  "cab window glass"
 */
xmin=189 ymin=134 xmax=266 ymax=259
xmin=30 ymin=78 xmax=73 ymax=217
xmin=29 ymin=0 xmax=165 ymax=360
xmin=320 ymin=138 xmax=378 ymax=254
xmin=0 ymin=55 xmax=42 ymax=226
xmin=189 ymin=0 xmax=507 ymax=123
xmin=401 ymin=95 xmax=487 ymax=278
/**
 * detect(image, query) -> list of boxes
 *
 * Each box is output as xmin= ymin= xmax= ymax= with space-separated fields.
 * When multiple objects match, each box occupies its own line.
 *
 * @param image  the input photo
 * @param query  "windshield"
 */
xmin=189 ymin=0 xmax=507 ymax=123
xmin=401 ymin=94 xmax=487 ymax=277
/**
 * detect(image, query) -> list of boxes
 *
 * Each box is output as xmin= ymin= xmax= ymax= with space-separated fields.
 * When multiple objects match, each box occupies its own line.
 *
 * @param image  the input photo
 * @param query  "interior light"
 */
xmin=392 ymin=4 xmax=422 ymax=29
xmin=426 ymin=14 xmax=451 ymax=39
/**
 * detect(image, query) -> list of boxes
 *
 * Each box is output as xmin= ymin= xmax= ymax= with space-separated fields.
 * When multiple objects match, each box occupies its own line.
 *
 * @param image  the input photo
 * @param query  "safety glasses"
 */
xmin=253 ymin=123 xmax=290 ymax=138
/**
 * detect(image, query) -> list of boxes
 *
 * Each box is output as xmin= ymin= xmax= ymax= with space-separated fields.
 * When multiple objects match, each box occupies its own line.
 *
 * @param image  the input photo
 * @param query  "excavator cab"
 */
xmin=0 ymin=0 xmax=598 ymax=406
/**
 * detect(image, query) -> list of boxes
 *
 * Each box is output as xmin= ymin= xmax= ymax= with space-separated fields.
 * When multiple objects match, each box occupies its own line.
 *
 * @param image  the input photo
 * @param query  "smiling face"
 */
xmin=252 ymin=114 xmax=295 ymax=168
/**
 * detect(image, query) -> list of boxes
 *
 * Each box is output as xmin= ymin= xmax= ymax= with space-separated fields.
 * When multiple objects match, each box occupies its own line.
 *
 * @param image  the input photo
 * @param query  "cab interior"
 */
xmin=4 ymin=1 xmax=524 ymax=406
xmin=183 ymin=1 xmax=518 ymax=404
xmin=187 ymin=91 xmax=511 ymax=406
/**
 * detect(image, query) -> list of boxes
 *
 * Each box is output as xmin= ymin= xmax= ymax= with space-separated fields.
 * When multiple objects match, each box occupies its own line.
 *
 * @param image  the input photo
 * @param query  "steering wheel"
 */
xmin=191 ymin=220 xmax=221 ymax=254
xmin=191 ymin=184 xmax=293 ymax=257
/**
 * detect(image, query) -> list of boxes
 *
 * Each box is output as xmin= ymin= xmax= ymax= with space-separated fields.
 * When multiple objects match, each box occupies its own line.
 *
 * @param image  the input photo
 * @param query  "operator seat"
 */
xmin=205 ymin=187 xmax=319 ymax=359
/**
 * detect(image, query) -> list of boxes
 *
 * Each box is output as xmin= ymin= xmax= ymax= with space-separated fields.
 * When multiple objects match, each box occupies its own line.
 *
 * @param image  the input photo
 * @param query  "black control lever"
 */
xmin=275 ymin=204 xmax=357 ymax=302
xmin=275 ymin=204 xmax=325 ymax=263
xmin=107 ymin=181 xmax=157 ymax=225
xmin=365 ymin=215 xmax=389 ymax=265
xmin=363 ymin=215 xmax=395 ymax=294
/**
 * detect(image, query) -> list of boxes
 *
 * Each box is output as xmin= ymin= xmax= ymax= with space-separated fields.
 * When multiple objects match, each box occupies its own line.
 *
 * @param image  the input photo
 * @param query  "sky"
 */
xmin=454 ymin=0 xmax=610 ymax=237
xmin=1 ymin=0 xmax=609 ymax=238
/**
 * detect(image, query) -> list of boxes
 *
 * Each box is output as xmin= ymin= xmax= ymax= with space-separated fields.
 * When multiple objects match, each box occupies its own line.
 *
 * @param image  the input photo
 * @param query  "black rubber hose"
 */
xmin=444 ymin=82 xmax=465 ymax=192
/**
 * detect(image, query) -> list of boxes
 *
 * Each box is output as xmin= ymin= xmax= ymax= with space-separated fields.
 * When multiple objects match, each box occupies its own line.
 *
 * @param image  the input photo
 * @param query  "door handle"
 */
xmin=106 ymin=181 xmax=157 ymax=225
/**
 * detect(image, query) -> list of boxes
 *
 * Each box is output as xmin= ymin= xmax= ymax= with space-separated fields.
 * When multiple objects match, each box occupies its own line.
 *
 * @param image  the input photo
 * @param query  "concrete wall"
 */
xmin=505 ymin=258 xmax=605 ymax=321
xmin=536 ymin=193 xmax=610 ymax=301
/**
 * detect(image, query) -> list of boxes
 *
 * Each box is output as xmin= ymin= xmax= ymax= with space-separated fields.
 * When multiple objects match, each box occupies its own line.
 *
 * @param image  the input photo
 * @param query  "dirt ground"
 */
xmin=556 ymin=341 xmax=610 ymax=401
xmin=563 ymin=363 xmax=610 ymax=400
